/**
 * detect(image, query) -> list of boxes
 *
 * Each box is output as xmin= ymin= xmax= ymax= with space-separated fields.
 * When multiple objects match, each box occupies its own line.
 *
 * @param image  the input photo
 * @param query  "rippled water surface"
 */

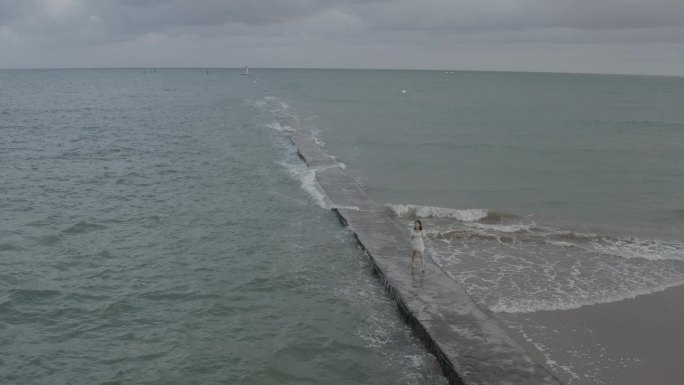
xmin=4 ymin=68 xmax=684 ymax=385
xmin=0 ymin=69 xmax=446 ymax=385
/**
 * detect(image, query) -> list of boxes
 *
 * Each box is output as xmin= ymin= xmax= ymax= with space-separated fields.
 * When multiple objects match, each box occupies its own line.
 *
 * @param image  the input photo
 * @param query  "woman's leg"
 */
xmin=419 ymin=251 xmax=425 ymax=272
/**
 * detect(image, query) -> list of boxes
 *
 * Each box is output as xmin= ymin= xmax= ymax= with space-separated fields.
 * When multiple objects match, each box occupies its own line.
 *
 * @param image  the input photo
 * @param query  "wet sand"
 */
xmin=497 ymin=284 xmax=684 ymax=385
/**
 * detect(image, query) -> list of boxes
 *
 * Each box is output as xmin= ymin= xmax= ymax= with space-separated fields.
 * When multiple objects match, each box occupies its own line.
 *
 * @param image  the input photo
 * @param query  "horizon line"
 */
xmin=0 ymin=66 xmax=681 ymax=78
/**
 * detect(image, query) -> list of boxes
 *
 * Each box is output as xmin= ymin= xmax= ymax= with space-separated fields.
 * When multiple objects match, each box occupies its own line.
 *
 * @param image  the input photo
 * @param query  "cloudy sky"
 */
xmin=1 ymin=0 xmax=683 ymax=75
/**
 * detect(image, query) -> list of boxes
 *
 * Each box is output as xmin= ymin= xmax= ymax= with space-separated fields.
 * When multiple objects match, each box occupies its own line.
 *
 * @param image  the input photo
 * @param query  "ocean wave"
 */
xmin=489 ymin=279 xmax=684 ymax=313
xmin=310 ymin=128 xmax=325 ymax=147
xmin=437 ymin=224 xmax=684 ymax=262
xmin=278 ymin=160 xmax=329 ymax=209
xmin=541 ymin=231 xmax=684 ymax=262
xmin=590 ymin=237 xmax=684 ymax=262
xmin=329 ymin=156 xmax=346 ymax=170
xmin=311 ymin=161 xmax=346 ymax=173
xmin=429 ymin=222 xmax=684 ymax=313
xmin=384 ymin=204 xmax=490 ymax=222
xmin=63 ymin=220 xmax=107 ymax=235
xmin=466 ymin=222 xmax=531 ymax=233
xmin=265 ymin=122 xmax=294 ymax=132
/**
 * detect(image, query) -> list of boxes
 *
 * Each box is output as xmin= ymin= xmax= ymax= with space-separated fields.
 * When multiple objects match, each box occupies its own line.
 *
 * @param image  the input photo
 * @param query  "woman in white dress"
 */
xmin=410 ymin=220 xmax=425 ymax=272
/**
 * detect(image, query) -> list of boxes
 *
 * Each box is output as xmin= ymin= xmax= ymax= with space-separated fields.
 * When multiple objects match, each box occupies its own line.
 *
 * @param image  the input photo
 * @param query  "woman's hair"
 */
xmin=414 ymin=220 xmax=422 ymax=230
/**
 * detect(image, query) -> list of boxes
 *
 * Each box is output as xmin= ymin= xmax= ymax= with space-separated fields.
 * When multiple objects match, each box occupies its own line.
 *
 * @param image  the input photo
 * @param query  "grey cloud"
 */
xmin=1 ymin=0 xmax=684 ymax=75
xmin=345 ymin=0 xmax=684 ymax=34
xmin=0 ymin=0 xmax=376 ymax=44
xmin=531 ymin=0 xmax=684 ymax=31
xmin=0 ymin=1 xmax=33 ymax=24
xmin=94 ymin=0 xmax=392 ymax=32
xmin=3 ymin=0 xmax=684 ymax=41
xmin=105 ymin=0 xmax=336 ymax=27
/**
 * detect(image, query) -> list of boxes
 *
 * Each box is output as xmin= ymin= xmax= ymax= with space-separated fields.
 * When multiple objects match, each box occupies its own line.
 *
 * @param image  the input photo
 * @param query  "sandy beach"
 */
xmin=498 ymin=284 xmax=684 ymax=384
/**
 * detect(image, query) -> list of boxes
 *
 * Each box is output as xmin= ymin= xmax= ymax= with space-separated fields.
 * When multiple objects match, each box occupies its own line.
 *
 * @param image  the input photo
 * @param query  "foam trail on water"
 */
xmin=590 ymin=237 xmax=684 ymax=262
xmin=310 ymin=128 xmax=325 ymax=147
xmin=311 ymin=161 xmax=347 ymax=173
xmin=330 ymin=156 xmax=347 ymax=169
xmin=267 ymin=120 xmax=330 ymax=209
xmin=332 ymin=205 xmax=361 ymax=211
xmin=278 ymin=160 xmax=330 ymax=209
xmin=466 ymin=222 xmax=531 ymax=233
xmin=425 ymin=219 xmax=684 ymax=313
xmin=266 ymin=122 xmax=294 ymax=132
xmin=489 ymin=279 xmax=684 ymax=313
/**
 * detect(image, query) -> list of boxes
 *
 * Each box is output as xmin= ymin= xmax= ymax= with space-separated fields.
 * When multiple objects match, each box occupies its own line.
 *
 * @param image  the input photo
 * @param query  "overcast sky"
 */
xmin=1 ymin=0 xmax=683 ymax=75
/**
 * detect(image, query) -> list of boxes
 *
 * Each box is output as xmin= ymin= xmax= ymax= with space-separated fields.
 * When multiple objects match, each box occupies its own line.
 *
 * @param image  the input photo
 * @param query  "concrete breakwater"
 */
xmin=265 ymin=97 xmax=563 ymax=385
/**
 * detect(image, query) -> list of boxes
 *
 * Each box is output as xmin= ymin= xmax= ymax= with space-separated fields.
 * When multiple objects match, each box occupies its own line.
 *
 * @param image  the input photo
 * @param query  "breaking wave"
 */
xmin=384 ymin=204 xmax=498 ymax=222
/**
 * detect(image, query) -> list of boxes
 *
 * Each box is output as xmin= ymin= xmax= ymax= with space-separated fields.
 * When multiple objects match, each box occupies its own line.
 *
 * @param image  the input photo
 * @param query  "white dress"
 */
xmin=411 ymin=230 xmax=425 ymax=252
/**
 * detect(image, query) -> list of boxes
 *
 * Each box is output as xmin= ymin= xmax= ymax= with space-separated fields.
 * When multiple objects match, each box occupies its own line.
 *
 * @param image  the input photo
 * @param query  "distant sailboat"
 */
xmin=241 ymin=66 xmax=250 ymax=76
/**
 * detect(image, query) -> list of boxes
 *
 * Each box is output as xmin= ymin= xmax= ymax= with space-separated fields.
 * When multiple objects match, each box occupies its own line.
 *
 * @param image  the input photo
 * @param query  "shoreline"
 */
xmin=497 ymin=283 xmax=684 ymax=385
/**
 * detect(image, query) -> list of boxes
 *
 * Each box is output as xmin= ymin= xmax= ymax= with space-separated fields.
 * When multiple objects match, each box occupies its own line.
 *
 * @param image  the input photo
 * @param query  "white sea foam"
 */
xmin=311 ymin=163 xmax=337 ymax=173
xmin=405 ymin=354 xmax=426 ymax=369
xmin=489 ymin=279 xmax=684 ymax=313
xmin=428 ymin=220 xmax=684 ymax=314
xmin=466 ymin=222 xmax=531 ymax=233
xmin=545 ymin=240 xmax=575 ymax=248
xmin=434 ymin=244 xmax=684 ymax=313
xmin=330 ymin=156 xmax=347 ymax=169
xmin=590 ymin=237 xmax=684 ymax=261
xmin=265 ymin=122 xmax=294 ymax=132
xmin=277 ymin=159 xmax=329 ymax=209
xmin=385 ymin=204 xmax=489 ymax=222
xmin=311 ymin=158 xmax=348 ymax=173
xmin=310 ymin=128 xmax=325 ymax=147
xmin=332 ymin=205 xmax=361 ymax=211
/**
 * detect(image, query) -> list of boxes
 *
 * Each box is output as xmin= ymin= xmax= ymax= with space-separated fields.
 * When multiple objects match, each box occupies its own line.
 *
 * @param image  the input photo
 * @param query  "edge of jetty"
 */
xmin=266 ymin=97 xmax=564 ymax=385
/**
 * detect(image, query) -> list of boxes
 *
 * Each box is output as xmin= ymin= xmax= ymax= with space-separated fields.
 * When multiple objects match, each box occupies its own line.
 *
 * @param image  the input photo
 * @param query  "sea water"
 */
xmin=0 ymin=69 xmax=446 ymax=385
xmin=256 ymin=69 xmax=684 ymax=314
xmin=252 ymin=69 xmax=684 ymax=384
xmin=3 ymin=68 xmax=684 ymax=384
